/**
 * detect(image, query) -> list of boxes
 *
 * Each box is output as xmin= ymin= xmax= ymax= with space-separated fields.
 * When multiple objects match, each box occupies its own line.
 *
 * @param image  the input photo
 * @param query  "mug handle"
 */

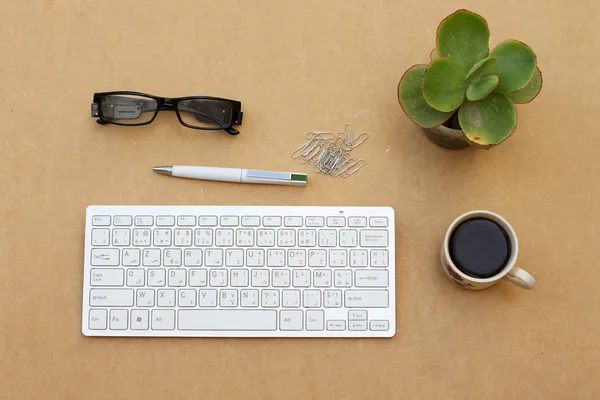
xmin=503 ymin=266 xmax=536 ymax=290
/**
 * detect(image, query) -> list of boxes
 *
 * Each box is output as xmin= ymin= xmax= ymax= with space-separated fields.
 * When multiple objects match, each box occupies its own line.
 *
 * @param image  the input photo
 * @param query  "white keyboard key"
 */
xmin=147 ymin=269 xmax=166 ymax=287
xmin=318 ymin=230 xmax=336 ymax=247
xmin=156 ymin=216 xmax=175 ymax=226
xmin=308 ymin=249 xmax=327 ymax=267
xmin=262 ymin=289 xmax=280 ymax=307
xmin=313 ymin=270 xmax=331 ymax=287
xmin=178 ymin=289 xmax=196 ymax=307
xmin=152 ymin=310 xmax=175 ymax=330
xmin=230 ymin=269 xmax=249 ymax=287
xmin=369 ymin=217 xmax=388 ymax=227
xmin=349 ymin=321 xmax=368 ymax=331
xmin=225 ymin=249 xmax=244 ymax=267
xmin=178 ymin=310 xmax=277 ymax=331
xmin=257 ymin=229 xmax=275 ymax=247
xmin=334 ymin=270 xmax=352 ymax=287
xmin=134 ymin=215 xmax=153 ymax=226
xmin=198 ymin=289 xmax=217 ymax=307
xmin=210 ymin=269 xmax=228 ymax=287
xmin=370 ymin=320 xmax=390 ymax=331
xmin=90 ymin=289 xmax=134 ymax=307
xmin=240 ymin=289 xmax=259 ymax=307
xmin=305 ymin=216 xmax=324 ymax=227
xmin=122 ymin=248 xmax=140 ymax=266
xmin=327 ymin=216 xmax=345 ymax=227
xmin=355 ymin=270 xmax=389 ymax=287
xmin=205 ymin=249 xmax=223 ymax=267
xmin=174 ymin=229 xmax=192 ymax=246
xmin=282 ymin=289 xmax=301 ymax=307
xmin=198 ymin=215 xmax=218 ymax=226
xmin=298 ymin=229 xmax=316 ymax=247
xmin=349 ymin=310 xmax=367 ymax=320
xmin=242 ymin=216 xmax=260 ymax=227
xmin=344 ymin=290 xmax=389 ymax=308
xmin=220 ymin=216 xmax=239 ymax=226
xmin=277 ymin=229 xmax=296 ymax=246
xmin=329 ymin=250 xmax=347 ymax=267
xmin=280 ymin=310 xmax=303 ymax=330
xmin=360 ymin=230 xmax=389 ymax=247
xmin=109 ymin=230 xmax=130 ymax=246
xmin=158 ymin=289 xmax=176 ymax=307
xmin=168 ymin=269 xmax=186 ymax=287
xmin=91 ymin=249 xmax=119 ymax=266
xmin=220 ymin=289 xmax=238 ymax=307
xmin=142 ymin=249 xmax=161 ymax=266
xmin=370 ymin=250 xmax=389 ymax=267
xmin=153 ymin=229 xmax=172 ymax=246
xmin=194 ymin=229 xmax=213 ymax=246
xmin=188 ymin=269 xmax=207 ymax=287
xmin=263 ymin=216 xmax=282 ymax=227
xmin=177 ymin=216 xmax=196 ymax=226
xmin=327 ymin=320 xmax=346 ymax=331
xmin=131 ymin=309 xmax=149 ymax=330
xmin=292 ymin=270 xmax=310 ymax=287
xmin=288 ymin=249 xmax=306 ymax=267
xmin=216 ymin=229 xmax=234 ymax=246
xmin=92 ymin=215 xmax=111 ymax=226
xmin=127 ymin=269 xmax=145 ymax=287
xmin=91 ymin=228 xmax=110 ymax=246
xmin=246 ymin=249 xmax=265 ymax=267
xmin=350 ymin=249 xmax=368 ymax=267
xmin=184 ymin=249 xmax=202 ymax=266
xmin=164 ymin=249 xmax=182 ymax=267
xmin=136 ymin=289 xmax=155 ymax=307
xmin=132 ymin=229 xmax=151 ymax=246
xmin=251 ymin=269 xmax=269 ymax=287
xmin=89 ymin=309 xmax=107 ymax=330
xmin=113 ymin=216 xmax=132 ymax=226
xmin=284 ymin=216 xmax=303 ymax=227
xmin=110 ymin=309 xmax=128 ymax=330
xmin=90 ymin=268 xmax=124 ymax=286
xmin=306 ymin=310 xmax=324 ymax=330
xmin=236 ymin=229 xmax=254 ymax=246
xmin=272 ymin=269 xmax=290 ymax=287
xmin=339 ymin=230 xmax=358 ymax=247
xmin=303 ymin=290 xmax=321 ymax=308
xmin=267 ymin=249 xmax=285 ymax=267
xmin=324 ymin=290 xmax=342 ymax=307
xmin=348 ymin=217 xmax=367 ymax=227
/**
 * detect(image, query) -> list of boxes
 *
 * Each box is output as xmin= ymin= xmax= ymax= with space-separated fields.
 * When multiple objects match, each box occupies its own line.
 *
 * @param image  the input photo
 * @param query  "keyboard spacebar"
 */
xmin=178 ymin=310 xmax=277 ymax=331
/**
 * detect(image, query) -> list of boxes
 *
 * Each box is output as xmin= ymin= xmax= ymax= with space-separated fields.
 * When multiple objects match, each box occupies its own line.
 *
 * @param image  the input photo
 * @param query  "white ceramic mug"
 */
xmin=441 ymin=210 xmax=536 ymax=290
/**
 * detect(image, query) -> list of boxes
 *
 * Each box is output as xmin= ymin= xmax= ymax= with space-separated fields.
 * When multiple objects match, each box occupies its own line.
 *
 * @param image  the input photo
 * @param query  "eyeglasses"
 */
xmin=91 ymin=91 xmax=244 ymax=135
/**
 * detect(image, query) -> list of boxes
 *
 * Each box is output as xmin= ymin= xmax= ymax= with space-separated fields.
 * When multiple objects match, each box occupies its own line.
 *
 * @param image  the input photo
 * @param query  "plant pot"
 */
xmin=421 ymin=124 xmax=470 ymax=150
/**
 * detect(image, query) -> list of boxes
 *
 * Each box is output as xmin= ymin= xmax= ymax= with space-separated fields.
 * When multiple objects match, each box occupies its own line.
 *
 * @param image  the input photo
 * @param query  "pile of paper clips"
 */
xmin=291 ymin=123 xmax=368 ymax=178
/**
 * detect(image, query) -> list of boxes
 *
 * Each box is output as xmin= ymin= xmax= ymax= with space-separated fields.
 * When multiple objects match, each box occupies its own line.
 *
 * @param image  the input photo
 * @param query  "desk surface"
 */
xmin=1 ymin=1 xmax=599 ymax=399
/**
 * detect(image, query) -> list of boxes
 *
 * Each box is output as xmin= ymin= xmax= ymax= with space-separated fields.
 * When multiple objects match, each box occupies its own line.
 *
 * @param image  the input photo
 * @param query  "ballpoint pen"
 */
xmin=153 ymin=165 xmax=307 ymax=187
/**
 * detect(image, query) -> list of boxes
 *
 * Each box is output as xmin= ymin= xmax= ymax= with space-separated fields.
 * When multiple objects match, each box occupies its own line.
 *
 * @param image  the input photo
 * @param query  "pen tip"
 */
xmin=153 ymin=166 xmax=173 ymax=176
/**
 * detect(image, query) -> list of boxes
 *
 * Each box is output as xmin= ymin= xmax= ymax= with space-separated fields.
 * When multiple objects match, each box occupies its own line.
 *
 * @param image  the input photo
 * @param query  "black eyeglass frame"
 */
xmin=91 ymin=91 xmax=244 ymax=135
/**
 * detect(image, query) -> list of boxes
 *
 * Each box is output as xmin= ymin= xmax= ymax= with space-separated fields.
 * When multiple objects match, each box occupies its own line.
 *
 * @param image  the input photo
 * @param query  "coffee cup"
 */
xmin=441 ymin=210 xmax=535 ymax=290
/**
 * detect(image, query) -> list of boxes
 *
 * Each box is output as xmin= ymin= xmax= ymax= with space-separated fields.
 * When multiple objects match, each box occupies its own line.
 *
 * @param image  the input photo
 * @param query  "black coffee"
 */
xmin=449 ymin=218 xmax=511 ymax=279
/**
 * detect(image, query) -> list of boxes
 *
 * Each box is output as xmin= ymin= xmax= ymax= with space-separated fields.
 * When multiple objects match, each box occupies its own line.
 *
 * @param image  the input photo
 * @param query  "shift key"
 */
xmin=90 ymin=289 xmax=134 ymax=307
xmin=344 ymin=290 xmax=388 ymax=308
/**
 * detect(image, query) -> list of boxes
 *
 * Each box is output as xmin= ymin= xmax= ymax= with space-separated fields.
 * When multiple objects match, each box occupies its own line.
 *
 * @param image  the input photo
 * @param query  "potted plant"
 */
xmin=397 ymin=9 xmax=542 ymax=150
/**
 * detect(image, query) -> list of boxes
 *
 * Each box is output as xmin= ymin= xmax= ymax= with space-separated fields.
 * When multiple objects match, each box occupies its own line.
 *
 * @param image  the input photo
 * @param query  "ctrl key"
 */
xmin=89 ymin=309 xmax=107 ymax=330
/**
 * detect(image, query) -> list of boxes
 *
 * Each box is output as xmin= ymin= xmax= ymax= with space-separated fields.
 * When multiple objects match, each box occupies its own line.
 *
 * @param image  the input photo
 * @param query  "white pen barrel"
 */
xmin=173 ymin=166 xmax=242 ymax=183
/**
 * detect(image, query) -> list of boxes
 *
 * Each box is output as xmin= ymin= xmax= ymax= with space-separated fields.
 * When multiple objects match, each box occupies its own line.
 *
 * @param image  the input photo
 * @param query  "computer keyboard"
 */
xmin=82 ymin=205 xmax=395 ymax=337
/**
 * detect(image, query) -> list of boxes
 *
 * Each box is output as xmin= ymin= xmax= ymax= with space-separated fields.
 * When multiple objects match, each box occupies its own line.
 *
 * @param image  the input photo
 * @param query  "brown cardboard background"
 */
xmin=1 ymin=0 xmax=599 ymax=398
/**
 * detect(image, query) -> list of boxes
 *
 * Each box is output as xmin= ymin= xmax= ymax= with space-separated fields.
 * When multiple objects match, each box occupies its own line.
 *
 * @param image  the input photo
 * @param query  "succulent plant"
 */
xmin=397 ymin=9 xmax=542 ymax=148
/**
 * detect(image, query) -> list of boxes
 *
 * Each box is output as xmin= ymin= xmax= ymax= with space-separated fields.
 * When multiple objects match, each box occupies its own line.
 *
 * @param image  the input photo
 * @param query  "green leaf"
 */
xmin=430 ymin=48 xmax=439 ymax=61
xmin=458 ymin=92 xmax=517 ymax=147
xmin=397 ymin=65 xmax=453 ymax=128
xmin=422 ymin=57 xmax=468 ymax=112
xmin=466 ymin=75 xmax=499 ymax=101
xmin=436 ymin=9 xmax=490 ymax=69
xmin=466 ymin=57 xmax=495 ymax=82
xmin=487 ymin=40 xmax=537 ymax=93
xmin=506 ymin=67 xmax=543 ymax=104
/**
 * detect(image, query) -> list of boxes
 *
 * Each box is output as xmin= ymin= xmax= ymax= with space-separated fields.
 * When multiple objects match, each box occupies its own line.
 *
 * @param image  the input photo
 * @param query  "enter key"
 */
xmin=355 ymin=270 xmax=389 ymax=288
